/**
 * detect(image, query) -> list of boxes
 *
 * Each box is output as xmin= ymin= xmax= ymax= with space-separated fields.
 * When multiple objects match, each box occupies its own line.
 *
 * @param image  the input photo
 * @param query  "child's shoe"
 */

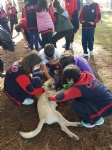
xmin=90 ymin=50 xmax=93 ymax=56
xmin=69 ymin=42 xmax=73 ymax=50
xmin=81 ymin=53 xmax=88 ymax=57
xmin=22 ymin=98 xmax=34 ymax=105
xmin=0 ymin=70 xmax=6 ymax=77
xmin=81 ymin=117 xmax=104 ymax=128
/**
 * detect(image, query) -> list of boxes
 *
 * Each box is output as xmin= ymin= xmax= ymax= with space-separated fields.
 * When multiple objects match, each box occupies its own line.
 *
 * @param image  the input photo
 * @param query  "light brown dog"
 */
xmin=19 ymin=79 xmax=81 ymax=140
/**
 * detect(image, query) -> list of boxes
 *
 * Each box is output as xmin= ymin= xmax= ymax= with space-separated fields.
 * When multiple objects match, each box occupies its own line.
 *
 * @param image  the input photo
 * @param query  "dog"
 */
xmin=19 ymin=79 xmax=81 ymax=140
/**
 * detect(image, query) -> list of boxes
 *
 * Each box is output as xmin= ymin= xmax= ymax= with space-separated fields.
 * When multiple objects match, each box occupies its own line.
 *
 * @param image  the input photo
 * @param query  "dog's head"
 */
xmin=43 ymin=78 xmax=56 ymax=90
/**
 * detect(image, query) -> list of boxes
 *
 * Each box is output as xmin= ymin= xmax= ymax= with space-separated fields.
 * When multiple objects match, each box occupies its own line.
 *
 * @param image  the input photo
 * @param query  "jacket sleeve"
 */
xmin=65 ymin=0 xmax=77 ymax=17
xmin=94 ymin=4 xmax=101 ymax=23
xmin=23 ymin=7 xmax=27 ymax=19
xmin=79 ymin=7 xmax=84 ymax=23
xmin=51 ymin=12 xmax=58 ymax=23
xmin=16 ymin=75 xmax=44 ymax=95
xmin=49 ymin=86 xmax=82 ymax=102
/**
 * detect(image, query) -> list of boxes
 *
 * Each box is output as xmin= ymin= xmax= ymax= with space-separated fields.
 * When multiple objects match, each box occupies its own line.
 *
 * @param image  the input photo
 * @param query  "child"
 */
xmin=7 ymin=1 xmax=18 ymax=35
xmin=36 ymin=0 xmax=54 ymax=48
xmin=24 ymin=0 xmax=39 ymax=51
xmin=80 ymin=0 xmax=101 ymax=57
xmin=64 ymin=0 xmax=79 ymax=49
xmin=15 ymin=18 xmax=30 ymax=48
xmin=39 ymin=44 xmax=61 ymax=79
xmin=0 ymin=57 xmax=6 ymax=77
xmin=58 ymin=53 xmax=94 ymax=87
xmin=0 ymin=4 xmax=12 ymax=36
xmin=46 ymin=64 xmax=112 ymax=128
xmin=52 ymin=0 xmax=74 ymax=52
xmin=4 ymin=51 xmax=49 ymax=106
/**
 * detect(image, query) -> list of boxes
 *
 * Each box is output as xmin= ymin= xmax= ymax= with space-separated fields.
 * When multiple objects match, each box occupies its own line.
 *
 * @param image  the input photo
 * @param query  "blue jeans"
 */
xmin=82 ymin=28 xmax=95 ymax=54
xmin=29 ymin=30 xmax=39 ymax=51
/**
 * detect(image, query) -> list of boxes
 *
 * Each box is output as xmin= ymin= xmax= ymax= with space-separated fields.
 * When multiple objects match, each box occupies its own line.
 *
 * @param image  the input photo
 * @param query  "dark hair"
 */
xmin=59 ymin=53 xmax=74 ymax=68
xmin=15 ymin=23 xmax=22 ymax=32
xmin=19 ymin=51 xmax=42 ymax=74
xmin=63 ymin=64 xmax=81 ymax=83
xmin=53 ymin=0 xmax=64 ymax=14
xmin=58 ymin=53 xmax=74 ymax=85
xmin=44 ymin=44 xmax=55 ymax=58
xmin=36 ymin=0 xmax=49 ymax=12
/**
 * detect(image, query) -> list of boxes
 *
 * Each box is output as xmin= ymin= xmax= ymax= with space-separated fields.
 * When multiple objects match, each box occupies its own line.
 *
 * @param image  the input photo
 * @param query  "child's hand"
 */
xmin=49 ymin=61 xmax=55 ymax=65
xmin=45 ymin=92 xmax=51 ymax=98
xmin=89 ymin=22 xmax=94 ymax=25
xmin=43 ymin=86 xmax=50 ymax=92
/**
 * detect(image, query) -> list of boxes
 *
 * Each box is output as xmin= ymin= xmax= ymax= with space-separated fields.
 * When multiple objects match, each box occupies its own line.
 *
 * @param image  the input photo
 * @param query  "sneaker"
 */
xmin=0 ymin=70 xmax=6 ymax=77
xmin=38 ymin=44 xmax=42 ymax=49
xmin=81 ymin=117 xmax=104 ymax=128
xmin=22 ymin=98 xmax=34 ymax=105
xmin=90 ymin=50 xmax=93 ymax=56
xmin=28 ymin=47 xmax=31 ymax=51
xmin=81 ymin=53 xmax=88 ymax=57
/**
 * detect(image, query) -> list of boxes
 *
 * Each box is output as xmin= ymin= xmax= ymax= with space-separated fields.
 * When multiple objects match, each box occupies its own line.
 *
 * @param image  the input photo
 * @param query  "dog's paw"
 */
xmin=71 ymin=135 xmax=79 ymax=141
xmin=74 ymin=122 xmax=82 ymax=127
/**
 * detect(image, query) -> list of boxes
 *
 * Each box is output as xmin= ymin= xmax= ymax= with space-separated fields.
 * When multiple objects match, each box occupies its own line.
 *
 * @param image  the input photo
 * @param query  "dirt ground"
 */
xmin=0 ymin=33 xmax=112 ymax=150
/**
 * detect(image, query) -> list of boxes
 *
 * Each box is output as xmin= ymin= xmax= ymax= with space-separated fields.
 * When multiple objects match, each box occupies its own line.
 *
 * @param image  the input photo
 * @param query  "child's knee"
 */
xmin=31 ymin=77 xmax=42 ymax=88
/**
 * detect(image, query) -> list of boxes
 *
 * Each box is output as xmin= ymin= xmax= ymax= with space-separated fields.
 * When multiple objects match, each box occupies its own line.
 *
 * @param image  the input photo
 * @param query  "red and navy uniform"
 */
xmin=80 ymin=2 xmax=101 ymax=28
xmin=7 ymin=5 xmax=18 ymax=20
xmin=65 ymin=0 xmax=79 ymax=34
xmin=0 ymin=9 xmax=8 ymax=24
xmin=49 ymin=72 xmax=112 ymax=124
xmin=23 ymin=0 xmax=37 ymax=30
xmin=20 ymin=18 xmax=27 ymax=31
xmin=4 ymin=61 xmax=44 ymax=106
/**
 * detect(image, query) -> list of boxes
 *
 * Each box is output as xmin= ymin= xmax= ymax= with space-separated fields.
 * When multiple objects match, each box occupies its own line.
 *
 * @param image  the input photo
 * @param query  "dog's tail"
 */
xmin=19 ymin=119 xmax=45 ymax=139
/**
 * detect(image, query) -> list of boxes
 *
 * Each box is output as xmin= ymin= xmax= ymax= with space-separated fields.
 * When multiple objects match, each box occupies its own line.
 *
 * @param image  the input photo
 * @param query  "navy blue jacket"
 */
xmin=23 ymin=0 xmax=37 ymax=30
xmin=80 ymin=2 xmax=101 ymax=28
xmin=49 ymin=72 xmax=112 ymax=120
xmin=4 ymin=61 xmax=44 ymax=105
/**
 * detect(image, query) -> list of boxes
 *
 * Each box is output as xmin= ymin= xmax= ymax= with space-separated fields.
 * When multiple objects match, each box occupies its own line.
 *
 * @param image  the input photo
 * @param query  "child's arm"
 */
xmin=79 ymin=7 xmax=84 ymax=23
xmin=16 ymin=75 xmax=44 ymax=95
xmin=40 ymin=64 xmax=52 ymax=79
xmin=48 ymin=86 xmax=82 ymax=102
xmin=94 ymin=4 xmax=101 ymax=23
xmin=21 ymin=29 xmax=29 ymax=46
xmin=49 ymin=58 xmax=59 ymax=65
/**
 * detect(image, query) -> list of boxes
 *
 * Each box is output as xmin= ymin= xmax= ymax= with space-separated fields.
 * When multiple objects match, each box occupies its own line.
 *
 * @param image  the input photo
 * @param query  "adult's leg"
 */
xmin=33 ymin=30 xmax=39 ymax=51
xmin=82 ymin=28 xmax=88 ymax=54
xmin=28 ymin=30 xmax=34 ymax=50
xmin=87 ymin=28 xmax=95 ymax=52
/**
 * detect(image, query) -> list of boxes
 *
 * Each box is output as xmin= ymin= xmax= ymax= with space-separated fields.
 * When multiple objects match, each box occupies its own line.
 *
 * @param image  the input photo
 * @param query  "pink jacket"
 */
xmin=36 ymin=10 xmax=54 ymax=32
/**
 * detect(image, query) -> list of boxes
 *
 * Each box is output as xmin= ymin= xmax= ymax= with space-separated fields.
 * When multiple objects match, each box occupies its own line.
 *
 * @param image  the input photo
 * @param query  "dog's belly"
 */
xmin=45 ymin=116 xmax=58 ymax=124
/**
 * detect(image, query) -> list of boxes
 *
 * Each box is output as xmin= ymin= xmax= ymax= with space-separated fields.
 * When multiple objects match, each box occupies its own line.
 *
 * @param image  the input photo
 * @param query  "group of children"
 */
xmin=1 ymin=0 xmax=112 ymax=129
xmin=4 ymin=44 xmax=112 ymax=128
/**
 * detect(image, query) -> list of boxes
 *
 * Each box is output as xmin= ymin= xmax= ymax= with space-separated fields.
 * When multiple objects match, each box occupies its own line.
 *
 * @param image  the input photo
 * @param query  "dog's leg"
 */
xmin=19 ymin=119 xmax=45 ymax=139
xmin=62 ymin=117 xmax=81 ymax=127
xmin=55 ymin=111 xmax=79 ymax=141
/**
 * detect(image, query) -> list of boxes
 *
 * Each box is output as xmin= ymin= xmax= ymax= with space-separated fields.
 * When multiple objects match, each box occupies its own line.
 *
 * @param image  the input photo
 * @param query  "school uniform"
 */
xmin=7 ymin=5 xmax=18 ymax=33
xmin=4 ymin=61 xmax=44 ymax=106
xmin=80 ymin=2 xmax=101 ymax=54
xmin=49 ymin=71 xmax=112 ymax=124
xmin=24 ymin=0 xmax=38 ymax=50
xmin=65 ymin=0 xmax=79 ymax=42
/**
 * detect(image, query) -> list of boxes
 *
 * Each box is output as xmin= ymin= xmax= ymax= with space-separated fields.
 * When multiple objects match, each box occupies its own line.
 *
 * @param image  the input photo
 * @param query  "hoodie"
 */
xmin=49 ymin=71 xmax=112 ymax=119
